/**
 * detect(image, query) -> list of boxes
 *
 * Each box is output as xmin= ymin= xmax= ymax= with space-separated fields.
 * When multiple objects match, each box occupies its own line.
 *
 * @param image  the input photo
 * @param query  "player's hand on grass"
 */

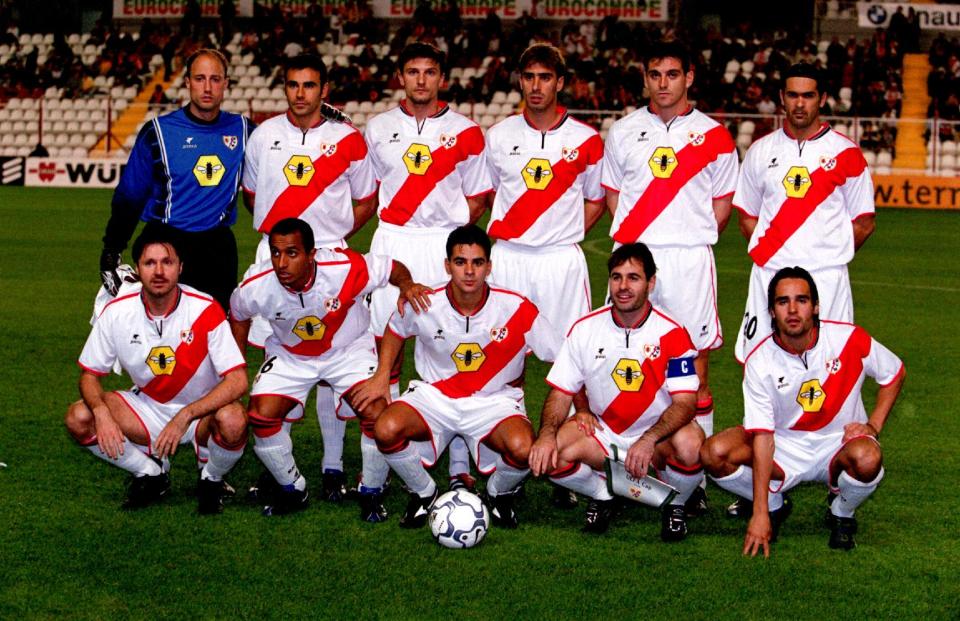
xmin=99 ymin=249 xmax=123 ymax=296
xmin=529 ymin=433 xmax=558 ymax=477
xmin=573 ymin=412 xmax=601 ymax=436
xmin=155 ymin=412 xmax=190 ymax=458
xmin=744 ymin=512 xmax=772 ymax=558
xmin=351 ymin=374 xmax=390 ymax=412
xmin=625 ymin=435 xmax=656 ymax=479
xmin=842 ymin=421 xmax=878 ymax=443
xmin=93 ymin=405 xmax=125 ymax=459
xmin=397 ymin=282 xmax=432 ymax=316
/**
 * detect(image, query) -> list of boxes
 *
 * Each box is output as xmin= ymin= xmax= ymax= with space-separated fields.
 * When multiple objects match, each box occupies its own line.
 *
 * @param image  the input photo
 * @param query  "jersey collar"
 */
xmin=281 ymin=262 xmax=318 ymax=294
xmin=445 ymin=282 xmax=490 ymax=317
xmin=522 ymin=106 xmax=568 ymax=132
xmin=285 ymin=110 xmax=325 ymax=130
xmin=183 ymin=106 xmax=221 ymax=126
xmin=644 ymin=104 xmax=694 ymax=125
xmin=141 ymin=286 xmax=182 ymax=320
xmin=610 ymin=302 xmax=652 ymax=329
xmin=399 ymin=99 xmax=449 ymax=118
xmin=782 ymin=122 xmax=830 ymax=142
xmin=773 ymin=325 xmax=820 ymax=356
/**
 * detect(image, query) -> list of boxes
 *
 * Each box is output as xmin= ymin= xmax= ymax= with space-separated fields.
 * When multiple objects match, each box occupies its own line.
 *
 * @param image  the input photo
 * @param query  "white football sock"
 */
xmin=253 ymin=428 xmax=305 ymax=490
xmin=711 ymin=466 xmax=783 ymax=510
xmin=86 ymin=439 xmax=162 ymax=477
xmin=201 ymin=437 xmax=244 ymax=482
xmin=831 ymin=468 xmax=884 ymax=518
xmin=195 ymin=444 xmax=209 ymax=471
xmin=389 ymin=382 xmax=400 ymax=401
xmin=486 ymin=458 xmax=528 ymax=497
xmin=448 ymin=436 xmax=470 ymax=477
xmin=316 ymin=386 xmax=345 ymax=472
xmin=360 ymin=434 xmax=389 ymax=491
xmin=383 ymin=443 xmax=435 ymax=498
xmin=550 ymin=463 xmax=613 ymax=501
xmin=661 ymin=465 xmax=702 ymax=506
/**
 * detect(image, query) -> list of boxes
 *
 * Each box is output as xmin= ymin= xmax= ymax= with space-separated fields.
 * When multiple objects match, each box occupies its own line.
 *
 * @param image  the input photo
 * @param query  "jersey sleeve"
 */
xmin=359 ymin=252 xmax=394 ymax=296
xmin=582 ymin=133 xmax=605 ymax=201
xmin=103 ymin=123 xmax=156 ymax=251
xmin=544 ymin=331 xmax=585 ymax=395
xmin=242 ymin=125 xmax=262 ymax=194
xmin=386 ymin=300 xmax=420 ymax=339
xmin=229 ymin=275 xmax=257 ymax=322
xmin=601 ymin=123 xmax=624 ymax=192
xmin=459 ymin=126 xmax=493 ymax=197
xmin=363 ymin=122 xmax=385 ymax=182
xmin=742 ymin=355 xmax=776 ymax=432
xmin=711 ymin=145 xmax=740 ymax=199
xmin=526 ymin=311 xmax=562 ymax=363
xmin=207 ymin=316 xmax=247 ymax=375
xmin=483 ymin=135 xmax=502 ymax=192
xmin=78 ymin=312 xmax=118 ymax=376
xmin=347 ymin=132 xmax=378 ymax=200
xmin=841 ymin=150 xmax=875 ymax=220
xmin=662 ymin=326 xmax=699 ymax=394
xmin=863 ymin=334 xmax=904 ymax=386
xmin=732 ymin=145 xmax=763 ymax=217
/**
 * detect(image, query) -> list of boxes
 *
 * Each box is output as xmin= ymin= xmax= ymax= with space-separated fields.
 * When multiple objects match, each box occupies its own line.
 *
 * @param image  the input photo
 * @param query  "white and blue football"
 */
xmin=428 ymin=490 xmax=490 ymax=549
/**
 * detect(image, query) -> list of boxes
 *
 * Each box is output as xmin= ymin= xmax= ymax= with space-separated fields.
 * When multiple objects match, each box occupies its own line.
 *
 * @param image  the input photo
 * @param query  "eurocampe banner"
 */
xmin=113 ymin=0 xmax=254 ymax=19
xmin=24 ymin=158 xmax=126 ymax=188
xmin=858 ymin=2 xmax=960 ymax=31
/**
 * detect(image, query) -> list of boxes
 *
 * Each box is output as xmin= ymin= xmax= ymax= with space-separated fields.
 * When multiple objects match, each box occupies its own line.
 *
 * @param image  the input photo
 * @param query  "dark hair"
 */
xmin=132 ymin=228 xmax=181 ymax=264
xmin=607 ymin=243 xmax=656 ymax=279
xmin=518 ymin=43 xmax=567 ymax=78
xmin=398 ymin=42 xmax=446 ymax=74
xmin=445 ymin=224 xmax=491 ymax=259
xmin=782 ymin=62 xmax=822 ymax=94
xmin=269 ymin=218 xmax=315 ymax=252
xmin=643 ymin=40 xmax=692 ymax=74
xmin=767 ymin=266 xmax=820 ymax=331
xmin=284 ymin=53 xmax=328 ymax=85
xmin=185 ymin=48 xmax=228 ymax=78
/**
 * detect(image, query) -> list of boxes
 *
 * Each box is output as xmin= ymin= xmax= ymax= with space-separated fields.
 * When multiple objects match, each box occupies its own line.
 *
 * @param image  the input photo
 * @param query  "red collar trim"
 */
xmin=399 ymin=99 xmax=449 ymax=118
xmin=286 ymin=110 xmax=325 ymax=130
xmin=142 ymin=286 xmax=181 ymax=320
xmin=647 ymin=103 xmax=694 ymax=119
xmin=283 ymin=263 xmax=317 ymax=294
xmin=523 ymin=106 xmax=568 ymax=131
xmin=445 ymin=282 xmax=489 ymax=317
xmin=783 ymin=122 xmax=830 ymax=141
xmin=610 ymin=302 xmax=652 ymax=329
xmin=773 ymin=326 xmax=819 ymax=355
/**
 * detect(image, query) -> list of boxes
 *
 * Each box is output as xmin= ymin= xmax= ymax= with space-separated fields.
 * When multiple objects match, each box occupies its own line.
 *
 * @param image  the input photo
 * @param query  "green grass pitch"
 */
xmin=0 ymin=187 xmax=957 ymax=619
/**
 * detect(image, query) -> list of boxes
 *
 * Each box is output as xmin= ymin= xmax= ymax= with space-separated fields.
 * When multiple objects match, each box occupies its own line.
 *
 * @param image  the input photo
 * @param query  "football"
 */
xmin=428 ymin=490 xmax=490 ymax=549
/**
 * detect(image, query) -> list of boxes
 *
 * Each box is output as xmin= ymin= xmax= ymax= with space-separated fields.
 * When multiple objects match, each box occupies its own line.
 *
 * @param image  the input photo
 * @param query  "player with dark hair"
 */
xmin=364 ymin=41 xmax=492 ymax=492
xmin=702 ymin=267 xmax=905 ymax=555
xmin=352 ymin=225 xmax=561 ymax=529
xmin=240 ymin=53 xmax=379 ymax=501
xmin=530 ymin=243 xmax=703 ymax=539
xmin=67 ymin=228 xmax=249 ymax=513
xmin=229 ymin=218 xmax=430 ymax=518
xmin=603 ymin=41 xmax=738 ymax=517
xmin=100 ymin=48 xmax=254 ymax=313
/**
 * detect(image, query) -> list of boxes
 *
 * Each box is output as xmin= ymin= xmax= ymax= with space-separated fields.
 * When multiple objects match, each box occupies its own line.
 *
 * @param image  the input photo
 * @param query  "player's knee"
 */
xmin=373 ymin=409 xmax=406 ymax=451
xmin=502 ymin=435 xmax=532 ymax=468
xmin=214 ymin=404 xmax=248 ymax=444
xmin=64 ymin=401 xmax=94 ymax=438
xmin=672 ymin=425 xmax=704 ymax=467
xmin=848 ymin=441 xmax=883 ymax=481
xmin=699 ymin=435 xmax=727 ymax=474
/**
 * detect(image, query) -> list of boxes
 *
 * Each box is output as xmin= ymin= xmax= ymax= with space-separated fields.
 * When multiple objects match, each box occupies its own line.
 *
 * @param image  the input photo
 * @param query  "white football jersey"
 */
xmin=78 ymin=285 xmax=246 ymax=406
xmin=485 ymin=109 xmax=603 ymax=247
xmin=733 ymin=124 xmax=875 ymax=270
xmin=603 ymin=106 xmax=738 ymax=247
xmin=743 ymin=320 xmax=903 ymax=442
xmin=231 ymin=248 xmax=391 ymax=358
xmin=242 ymin=113 xmax=377 ymax=246
xmin=546 ymin=304 xmax=698 ymax=438
xmin=365 ymin=102 xmax=491 ymax=228
xmin=387 ymin=285 xmax=560 ymax=400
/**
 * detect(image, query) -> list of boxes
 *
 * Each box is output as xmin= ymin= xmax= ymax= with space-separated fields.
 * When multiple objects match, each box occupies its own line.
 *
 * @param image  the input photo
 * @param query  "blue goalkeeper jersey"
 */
xmin=113 ymin=107 xmax=252 ymax=233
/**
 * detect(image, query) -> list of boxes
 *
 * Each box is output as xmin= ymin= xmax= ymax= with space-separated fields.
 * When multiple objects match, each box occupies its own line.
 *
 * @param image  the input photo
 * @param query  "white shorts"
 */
xmin=249 ymin=234 xmax=348 ymax=348
xmin=397 ymin=380 xmax=528 ymax=475
xmin=252 ymin=335 xmax=378 ymax=420
xmin=490 ymin=241 xmax=591 ymax=336
xmin=735 ymin=264 xmax=853 ymax=362
xmin=769 ymin=431 xmax=878 ymax=493
xmin=646 ymin=245 xmax=722 ymax=352
xmin=114 ymin=388 xmax=200 ymax=454
xmin=368 ymin=222 xmax=451 ymax=337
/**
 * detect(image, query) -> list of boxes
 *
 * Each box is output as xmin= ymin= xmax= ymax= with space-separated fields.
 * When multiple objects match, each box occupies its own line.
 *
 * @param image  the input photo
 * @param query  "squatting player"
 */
xmin=530 ymin=243 xmax=704 ymax=540
xmin=603 ymin=42 xmax=738 ymax=504
xmin=101 ymin=49 xmax=253 ymax=312
xmin=241 ymin=53 xmax=379 ymax=500
xmin=701 ymin=267 xmax=904 ymax=555
xmin=353 ymin=225 xmax=560 ymax=529
xmin=229 ymin=218 xmax=430 ymax=519
xmin=364 ymin=42 xmax=492 ymax=491
xmin=66 ymin=229 xmax=249 ymax=513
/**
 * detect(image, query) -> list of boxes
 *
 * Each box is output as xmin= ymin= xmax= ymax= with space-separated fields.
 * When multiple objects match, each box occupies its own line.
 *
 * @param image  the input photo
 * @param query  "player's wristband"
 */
xmin=865 ymin=422 xmax=880 ymax=438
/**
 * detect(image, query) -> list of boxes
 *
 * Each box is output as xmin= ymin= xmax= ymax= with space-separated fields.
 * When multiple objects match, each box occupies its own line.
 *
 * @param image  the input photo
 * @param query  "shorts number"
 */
xmin=259 ymin=356 xmax=277 ymax=374
xmin=743 ymin=314 xmax=757 ymax=340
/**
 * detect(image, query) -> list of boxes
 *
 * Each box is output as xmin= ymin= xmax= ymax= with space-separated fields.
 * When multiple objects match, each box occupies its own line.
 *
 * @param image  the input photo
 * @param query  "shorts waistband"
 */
xmin=375 ymin=221 xmax=457 ymax=237
xmin=493 ymin=240 xmax=580 ymax=254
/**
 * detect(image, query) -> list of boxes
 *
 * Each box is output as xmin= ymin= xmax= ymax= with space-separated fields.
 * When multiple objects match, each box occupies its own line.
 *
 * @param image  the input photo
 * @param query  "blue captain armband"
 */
xmin=667 ymin=356 xmax=696 ymax=378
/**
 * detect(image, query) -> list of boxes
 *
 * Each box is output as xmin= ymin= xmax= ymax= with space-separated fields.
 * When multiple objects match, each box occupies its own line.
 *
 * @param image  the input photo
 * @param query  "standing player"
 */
xmin=352 ymin=225 xmax=561 ymax=529
xmin=603 ymin=42 xmax=738 ymax=493
xmin=241 ymin=53 xmax=379 ymax=500
xmin=229 ymin=218 xmax=430 ymax=519
xmin=733 ymin=62 xmax=876 ymax=364
xmin=66 ymin=229 xmax=249 ymax=513
xmin=364 ymin=42 xmax=492 ymax=490
xmin=701 ymin=267 xmax=904 ymax=555
xmin=530 ymin=243 xmax=703 ymax=540
xmin=100 ymin=49 xmax=253 ymax=312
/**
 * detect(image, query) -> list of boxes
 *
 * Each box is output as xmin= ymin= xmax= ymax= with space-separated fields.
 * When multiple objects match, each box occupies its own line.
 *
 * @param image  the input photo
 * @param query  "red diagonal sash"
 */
xmin=790 ymin=326 xmax=870 ymax=432
xmin=487 ymin=134 xmax=603 ymax=241
xmin=433 ymin=299 xmax=538 ymax=398
xmin=612 ymin=125 xmax=734 ymax=244
xmin=259 ymin=132 xmax=366 ymax=233
xmin=141 ymin=303 xmax=225 ymax=403
xmin=380 ymin=126 xmax=485 ymax=225
xmin=749 ymin=147 xmax=867 ymax=267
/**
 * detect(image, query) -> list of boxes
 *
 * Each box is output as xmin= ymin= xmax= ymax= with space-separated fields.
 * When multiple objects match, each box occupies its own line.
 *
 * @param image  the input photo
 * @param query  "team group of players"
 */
xmin=66 ymin=39 xmax=905 ymax=555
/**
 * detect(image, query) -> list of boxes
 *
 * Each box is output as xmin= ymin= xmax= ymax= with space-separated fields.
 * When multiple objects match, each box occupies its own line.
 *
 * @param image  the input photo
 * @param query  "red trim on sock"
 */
xmin=79 ymin=434 xmax=98 ymax=447
xmin=248 ymin=411 xmax=283 ymax=438
xmin=379 ymin=438 xmax=409 ymax=454
xmin=212 ymin=431 xmax=248 ymax=451
xmin=548 ymin=462 xmax=579 ymax=478
xmin=666 ymin=458 xmax=703 ymax=474
xmin=501 ymin=451 xmax=527 ymax=470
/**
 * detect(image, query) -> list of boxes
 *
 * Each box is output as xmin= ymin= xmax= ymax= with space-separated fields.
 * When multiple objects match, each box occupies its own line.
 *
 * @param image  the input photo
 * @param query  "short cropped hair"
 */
xmin=643 ymin=40 xmax=692 ymax=74
xmin=783 ymin=62 xmax=823 ymax=93
xmin=607 ymin=243 xmax=656 ymax=279
xmin=285 ymin=53 xmax=329 ymax=85
xmin=398 ymin=42 xmax=446 ymax=74
xmin=269 ymin=218 xmax=315 ymax=252
xmin=185 ymin=48 xmax=229 ymax=78
xmin=518 ymin=43 xmax=567 ymax=78
xmin=446 ymin=224 xmax=491 ymax=259
xmin=132 ymin=227 xmax=181 ymax=264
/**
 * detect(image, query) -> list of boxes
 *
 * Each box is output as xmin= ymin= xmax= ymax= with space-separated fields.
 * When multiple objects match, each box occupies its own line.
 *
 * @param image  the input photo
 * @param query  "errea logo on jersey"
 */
xmin=284 ymin=155 xmax=315 ymax=186
xmin=293 ymin=315 xmax=326 ymax=341
xmin=452 ymin=342 xmax=485 ymax=372
xmin=783 ymin=166 xmax=812 ymax=198
xmin=193 ymin=155 xmax=225 ymax=186
xmin=403 ymin=143 xmax=432 ymax=175
xmin=796 ymin=379 xmax=825 ymax=412
xmin=612 ymin=358 xmax=644 ymax=392
xmin=146 ymin=346 xmax=176 ymax=376
xmin=648 ymin=147 xmax=678 ymax=178
xmin=521 ymin=158 xmax=552 ymax=190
